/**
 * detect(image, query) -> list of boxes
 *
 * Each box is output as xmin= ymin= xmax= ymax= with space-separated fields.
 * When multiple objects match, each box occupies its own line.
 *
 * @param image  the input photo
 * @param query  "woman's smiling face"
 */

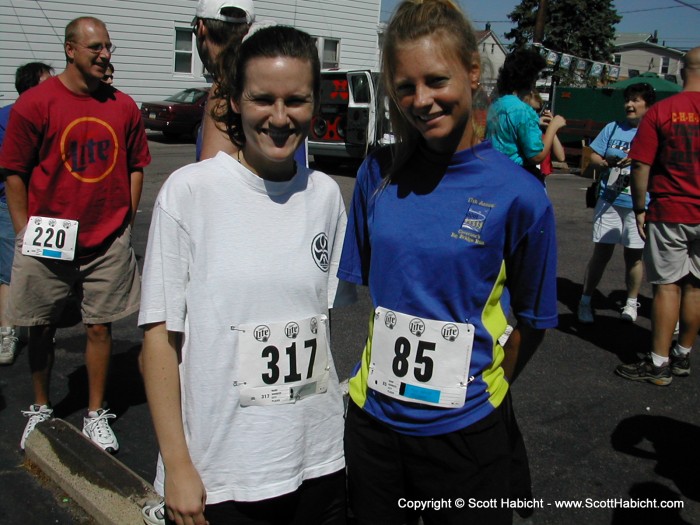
xmin=232 ymin=56 xmax=315 ymax=180
xmin=392 ymin=35 xmax=480 ymax=153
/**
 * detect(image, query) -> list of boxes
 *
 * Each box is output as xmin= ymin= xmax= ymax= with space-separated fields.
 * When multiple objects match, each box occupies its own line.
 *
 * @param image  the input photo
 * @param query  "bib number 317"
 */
xmin=22 ymin=216 xmax=79 ymax=261
xmin=237 ymin=315 xmax=330 ymax=406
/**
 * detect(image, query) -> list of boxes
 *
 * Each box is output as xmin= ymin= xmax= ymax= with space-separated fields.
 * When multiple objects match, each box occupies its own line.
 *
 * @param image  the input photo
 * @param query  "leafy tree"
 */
xmin=506 ymin=0 xmax=621 ymax=85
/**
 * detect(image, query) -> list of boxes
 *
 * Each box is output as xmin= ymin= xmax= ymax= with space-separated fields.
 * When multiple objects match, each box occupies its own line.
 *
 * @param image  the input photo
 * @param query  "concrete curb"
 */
xmin=25 ymin=418 xmax=158 ymax=525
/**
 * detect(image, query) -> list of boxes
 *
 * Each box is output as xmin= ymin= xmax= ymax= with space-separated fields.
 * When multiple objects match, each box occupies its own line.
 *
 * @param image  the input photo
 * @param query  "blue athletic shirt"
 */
xmin=338 ymin=140 xmax=558 ymax=436
xmin=589 ymin=120 xmax=649 ymax=208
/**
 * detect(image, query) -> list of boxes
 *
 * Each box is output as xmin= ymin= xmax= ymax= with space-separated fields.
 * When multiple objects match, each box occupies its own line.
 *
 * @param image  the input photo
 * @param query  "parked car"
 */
xmin=141 ymin=87 xmax=209 ymax=140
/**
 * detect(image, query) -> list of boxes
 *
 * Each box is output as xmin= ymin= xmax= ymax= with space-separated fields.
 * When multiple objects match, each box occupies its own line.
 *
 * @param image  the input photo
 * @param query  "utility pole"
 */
xmin=532 ymin=0 xmax=557 ymax=112
xmin=533 ymin=0 xmax=548 ymax=43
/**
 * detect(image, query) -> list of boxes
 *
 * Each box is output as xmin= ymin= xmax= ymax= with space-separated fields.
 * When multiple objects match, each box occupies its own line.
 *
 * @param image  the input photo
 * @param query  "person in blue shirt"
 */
xmin=486 ymin=48 xmax=566 ymax=182
xmin=338 ymin=1 xmax=558 ymax=523
xmin=0 ymin=61 xmax=53 ymax=366
xmin=577 ymin=83 xmax=656 ymax=325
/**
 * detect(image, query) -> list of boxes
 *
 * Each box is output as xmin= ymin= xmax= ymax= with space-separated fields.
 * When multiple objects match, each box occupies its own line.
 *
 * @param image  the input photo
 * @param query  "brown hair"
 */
xmin=211 ymin=25 xmax=320 ymax=148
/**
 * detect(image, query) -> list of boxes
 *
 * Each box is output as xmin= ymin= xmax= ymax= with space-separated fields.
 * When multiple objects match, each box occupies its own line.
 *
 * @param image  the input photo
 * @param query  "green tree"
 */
xmin=506 ymin=0 xmax=621 ymax=85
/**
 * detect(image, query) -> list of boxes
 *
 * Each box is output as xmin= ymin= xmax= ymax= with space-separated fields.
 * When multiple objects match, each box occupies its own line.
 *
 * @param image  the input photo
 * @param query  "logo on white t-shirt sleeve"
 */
xmin=311 ymin=232 xmax=329 ymax=272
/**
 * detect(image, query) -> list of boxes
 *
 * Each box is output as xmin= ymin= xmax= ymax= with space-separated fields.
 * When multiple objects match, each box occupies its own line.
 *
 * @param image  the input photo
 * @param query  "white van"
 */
xmin=308 ymin=69 xmax=391 ymax=166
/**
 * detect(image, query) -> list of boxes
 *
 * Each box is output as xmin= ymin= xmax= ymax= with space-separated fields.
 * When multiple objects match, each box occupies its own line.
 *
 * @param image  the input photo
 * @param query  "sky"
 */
xmin=379 ymin=0 xmax=699 ymax=50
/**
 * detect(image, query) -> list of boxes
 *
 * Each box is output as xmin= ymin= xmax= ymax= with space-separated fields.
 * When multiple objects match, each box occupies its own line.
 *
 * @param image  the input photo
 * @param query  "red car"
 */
xmin=141 ymin=87 xmax=209 ymax=140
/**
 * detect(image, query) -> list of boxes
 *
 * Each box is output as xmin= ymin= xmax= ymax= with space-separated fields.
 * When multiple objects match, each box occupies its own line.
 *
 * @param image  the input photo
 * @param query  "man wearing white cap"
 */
xmin=192 ymin=0 xmax=254 ymax=161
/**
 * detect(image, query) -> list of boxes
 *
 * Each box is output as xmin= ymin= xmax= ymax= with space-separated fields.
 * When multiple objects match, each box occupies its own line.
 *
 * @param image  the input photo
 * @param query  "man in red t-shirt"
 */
xmin=616 ymin=46 xmax=700 ymax=386
xmin=0 ymin=16 xmax=150 ymax=450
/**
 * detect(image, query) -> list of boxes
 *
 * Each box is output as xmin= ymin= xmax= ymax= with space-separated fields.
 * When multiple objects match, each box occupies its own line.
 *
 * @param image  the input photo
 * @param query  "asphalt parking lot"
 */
xmin=0 ymin=135 xmax=698 ymax=524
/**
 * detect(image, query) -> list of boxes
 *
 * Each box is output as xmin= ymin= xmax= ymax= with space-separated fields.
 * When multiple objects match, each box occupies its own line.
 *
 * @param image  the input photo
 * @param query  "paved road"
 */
xmin=1 ymin=135 xmax=698 ymax=524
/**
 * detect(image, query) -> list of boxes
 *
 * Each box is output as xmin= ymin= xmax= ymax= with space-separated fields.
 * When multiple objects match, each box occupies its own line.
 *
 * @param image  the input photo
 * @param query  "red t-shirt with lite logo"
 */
xmin=0 ymin=76 xmax=151 ymax=253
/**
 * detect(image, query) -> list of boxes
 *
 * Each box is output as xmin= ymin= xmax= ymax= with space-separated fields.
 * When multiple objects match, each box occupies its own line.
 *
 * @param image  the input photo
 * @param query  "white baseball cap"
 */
xmin=195 ymin=0 xmax=255 ymax=24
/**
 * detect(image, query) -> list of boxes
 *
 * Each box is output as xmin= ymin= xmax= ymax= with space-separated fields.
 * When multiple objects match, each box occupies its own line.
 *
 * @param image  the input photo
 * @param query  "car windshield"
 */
xmin=165 ymin=89 xmax=207 ymax=104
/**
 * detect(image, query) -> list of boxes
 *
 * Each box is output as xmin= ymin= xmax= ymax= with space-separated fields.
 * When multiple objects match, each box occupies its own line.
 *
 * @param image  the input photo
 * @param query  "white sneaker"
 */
xmin=142 ymin=499 xmax=166 ymax=525
xmin=0 ymin=327 xmax=18 ymax=365
xmin=83 ymin=409 xmax=119 ymax=453
xmin=577 ymin=302 xmax=594 ymax=324
xmin=20 ymin=404 xmax=53 ymax=450
xmin=620 ymin=301 xmax=640 ymax=323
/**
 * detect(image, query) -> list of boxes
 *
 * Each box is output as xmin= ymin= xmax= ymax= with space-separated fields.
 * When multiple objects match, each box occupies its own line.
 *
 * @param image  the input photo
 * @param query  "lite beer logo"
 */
xmin=409 ymin=318 xmax=425 ymax=337
xmin=441 ymin=324 xmax=459 ymax=342
xmin=60 ymin=117 xmax=118 ymax=183
xmin=254 ymin=325 xmax=271 ymax=342
xmin=285 ymin=322 xmax=300 ymax=339
xmin=384 ymin=311 xmax=397 ymax=329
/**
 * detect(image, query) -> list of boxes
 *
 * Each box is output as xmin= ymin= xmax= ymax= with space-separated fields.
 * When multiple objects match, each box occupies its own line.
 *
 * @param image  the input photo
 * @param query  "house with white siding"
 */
xmin=474 ymin=24 xmax=508 ymax=95
xmin=0 ymin=0 xmax=382 ymax=106
xmin=613 ymin=32 xmax=685 ymax=84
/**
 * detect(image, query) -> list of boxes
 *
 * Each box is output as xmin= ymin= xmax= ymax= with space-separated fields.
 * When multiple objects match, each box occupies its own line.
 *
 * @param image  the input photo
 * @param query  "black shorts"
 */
xmin=344 ymin=395 xmax=531 ymax=525
xmin=168 ymin=469 xmax=346 ymax=525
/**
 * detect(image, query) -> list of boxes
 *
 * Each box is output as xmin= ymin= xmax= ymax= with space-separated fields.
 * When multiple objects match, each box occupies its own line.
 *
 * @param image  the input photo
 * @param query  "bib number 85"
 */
xmin=392 ymin=337 xmax=435 ymax=382
xmin=261 ymin=339 xmax=317 ymax=385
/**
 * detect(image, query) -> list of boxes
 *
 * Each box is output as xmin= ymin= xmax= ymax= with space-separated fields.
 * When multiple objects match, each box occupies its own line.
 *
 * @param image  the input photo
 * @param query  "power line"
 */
xmin=619 ymin=6 xmax=685 ymax=13
xmin=673 ymin=0 xmax=700 ymax=12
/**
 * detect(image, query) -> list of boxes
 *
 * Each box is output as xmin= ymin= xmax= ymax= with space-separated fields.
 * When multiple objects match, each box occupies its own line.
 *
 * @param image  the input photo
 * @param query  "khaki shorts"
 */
xmin=643 ymin=222 xmax=700 ymax=285
xmin=8 ymin=225 xmax=141 ymax=326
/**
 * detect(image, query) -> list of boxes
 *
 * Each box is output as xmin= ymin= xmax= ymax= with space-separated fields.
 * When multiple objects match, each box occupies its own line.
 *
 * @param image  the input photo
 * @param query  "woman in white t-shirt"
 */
xmin=139 ymin=25 xmax=354 ymax=525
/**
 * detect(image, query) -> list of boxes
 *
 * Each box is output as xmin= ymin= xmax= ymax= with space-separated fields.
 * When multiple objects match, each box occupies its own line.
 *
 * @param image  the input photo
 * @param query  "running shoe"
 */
xmin=20 ymin=404 xmax=53 ymax=450
xmin=0 ymin=327 xmax=18 ymax=365
xmin=615 ymin=357 xmax=672 ymax=386
xmin=142 ymin=499 xmax=165 ymax=525
xmin=670 ymin=352 xmax=691 ymax=377
xmin=83 ymin=409 xmax=119 ymax=453
xmin=620 ymin=301 xmax=640 ymax=323
xmin=577 ymin=302 xmax=594 ymax=324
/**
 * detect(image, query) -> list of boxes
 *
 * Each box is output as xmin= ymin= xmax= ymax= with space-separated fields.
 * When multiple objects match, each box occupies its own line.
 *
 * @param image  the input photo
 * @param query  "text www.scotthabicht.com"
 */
xmin=397 ymin=497 xmax=685 ymax=511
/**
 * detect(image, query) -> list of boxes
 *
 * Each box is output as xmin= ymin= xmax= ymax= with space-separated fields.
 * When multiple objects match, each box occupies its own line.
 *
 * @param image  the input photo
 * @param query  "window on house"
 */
xmin=174 ymin=28 xmax=194 ymax=74
xmin=315 ymin=37 xmax=340 ymax=69
xmin=613 ymin=54 xmax=621 ymax=65
xmin=661 ymin=56 xmax=670 ymax=75
xmin=322 ymin=38 xmax=340 ymax=69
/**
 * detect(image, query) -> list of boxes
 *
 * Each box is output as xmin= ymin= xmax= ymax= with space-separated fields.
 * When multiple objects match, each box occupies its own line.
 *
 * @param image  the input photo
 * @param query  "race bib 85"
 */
xmin=368 ymin=307 xmax=474 ymax=408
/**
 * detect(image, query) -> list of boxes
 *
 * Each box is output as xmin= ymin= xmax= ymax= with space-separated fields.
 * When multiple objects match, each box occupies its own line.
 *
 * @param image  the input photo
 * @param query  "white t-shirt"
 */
xmin=138 ymin=152 xmax=355 ymax=503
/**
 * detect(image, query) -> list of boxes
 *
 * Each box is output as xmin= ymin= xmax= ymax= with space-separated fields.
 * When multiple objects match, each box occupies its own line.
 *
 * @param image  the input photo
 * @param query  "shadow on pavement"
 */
xmin=556 ymin=277 xmax=651 ymax=361
xmin=52 ymin=344 xmax=146 ymax=420
xmin=611 ymin=415 xmax=700 ymax=503
xmin=611 ymin=482 xmax=690 ymax=524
